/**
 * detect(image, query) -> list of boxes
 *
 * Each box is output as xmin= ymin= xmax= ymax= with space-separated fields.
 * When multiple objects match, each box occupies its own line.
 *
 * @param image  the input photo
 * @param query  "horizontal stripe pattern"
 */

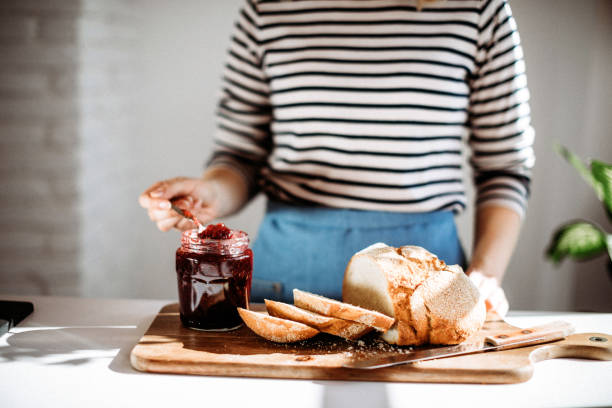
xmin=209 ymin=0 xmax=534 ymax=215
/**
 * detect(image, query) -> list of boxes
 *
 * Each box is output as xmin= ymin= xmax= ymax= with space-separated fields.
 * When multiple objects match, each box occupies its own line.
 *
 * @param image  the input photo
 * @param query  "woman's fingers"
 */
xmin=173 ymin=196 xmax=195 ymax=208
xmin=148 ymin=208 xmax=200 ymax=231
xmin=139 ymin=181 xmax=168 ymax=208
xmin=139 ymin=193 xmax=172 ymax=211
xmin=468 ymin=270 xmax=483 ymax=287
xmin=156 ymin=216 xmax=182 ymax=232
xmin=469 ymin=271 xmax=497 ymax=300
xmin=469 ymin=271 xmax=509 ymax=317
xmin=487 ymin=286 xmax=509 ymax=317
xmin=493 ymin=287 xmax=510 ymax=317
xmin=140 ymin=177 xmax=221 ymax=232
xmin=176 ymin=218 xmax=195 ymax=231
xmin=151 ymin=177 xmax=200 ymax=200
xmin=139 ymin=177 xmax=201 ymax=210
xmin=148 ymin=208 xmax=175 ymax=222
xmin=480 ymin=278 xmax=498 ymax=302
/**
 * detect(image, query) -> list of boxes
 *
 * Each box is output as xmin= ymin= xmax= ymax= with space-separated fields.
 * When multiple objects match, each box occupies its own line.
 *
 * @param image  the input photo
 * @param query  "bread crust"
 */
xmin=237 ymin=308 xmax=319 ymax=343
xmin=293 ymin=289 xmax=395 ymax=332
xmin=265 ymin=299 xmax=373 ymax=340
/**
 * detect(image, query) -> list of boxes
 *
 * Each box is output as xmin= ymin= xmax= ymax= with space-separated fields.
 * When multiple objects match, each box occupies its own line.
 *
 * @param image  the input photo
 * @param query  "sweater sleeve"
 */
xmin=468 ymin=0 xmax=535 ymax=217
xmin=207 ymin=0 xmax=271 ymax=198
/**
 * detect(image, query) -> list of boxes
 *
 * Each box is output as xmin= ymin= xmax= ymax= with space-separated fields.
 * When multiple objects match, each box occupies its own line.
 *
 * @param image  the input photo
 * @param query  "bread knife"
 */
xmin=343 ymin=320 xmax=574 ymax=369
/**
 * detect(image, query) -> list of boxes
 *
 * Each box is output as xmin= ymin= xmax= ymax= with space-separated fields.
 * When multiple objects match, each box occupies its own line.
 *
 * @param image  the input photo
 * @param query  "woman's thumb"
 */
xmin=150 ymin=177 xmax=200 ymax=200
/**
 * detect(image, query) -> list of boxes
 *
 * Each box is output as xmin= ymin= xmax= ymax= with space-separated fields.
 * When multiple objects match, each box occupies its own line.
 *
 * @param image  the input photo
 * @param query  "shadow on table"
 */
xmin=2 ymin=327 xmax=134 ymax=365
xmin=1 ymin=314 xmax=157 ymax=372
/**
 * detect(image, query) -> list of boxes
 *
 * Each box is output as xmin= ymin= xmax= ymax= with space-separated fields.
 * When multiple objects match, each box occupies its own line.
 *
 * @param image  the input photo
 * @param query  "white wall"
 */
xmin=2 ymin=0 xmax=611 ymax=311
xmin=504 ymin=0 xmax=612 ymax=311
xmin=79 ymin=0 xmax=144 ymax=297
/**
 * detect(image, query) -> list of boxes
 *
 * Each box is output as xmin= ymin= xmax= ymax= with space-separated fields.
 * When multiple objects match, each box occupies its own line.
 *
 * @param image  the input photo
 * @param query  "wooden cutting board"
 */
xmin=130 ymin=303 xmax=612 ymax=384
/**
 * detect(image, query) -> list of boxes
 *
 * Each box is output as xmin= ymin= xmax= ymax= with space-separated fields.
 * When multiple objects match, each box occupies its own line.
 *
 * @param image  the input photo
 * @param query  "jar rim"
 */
xmin=180 ymin=228 xmax=249 ymax=255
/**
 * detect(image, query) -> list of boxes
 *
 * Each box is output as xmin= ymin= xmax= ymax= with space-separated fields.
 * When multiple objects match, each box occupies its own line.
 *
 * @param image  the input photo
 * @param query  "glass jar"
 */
xmin=175 ymin=228 xmax=253 ymax=331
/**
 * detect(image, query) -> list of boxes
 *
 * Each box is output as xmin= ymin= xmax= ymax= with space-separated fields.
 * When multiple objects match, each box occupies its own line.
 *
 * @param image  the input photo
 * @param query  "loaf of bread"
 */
xmin=342 ymin=243 xmax=486 ymax=346
xmin=265 ymin=299 xmax=373 ymax=340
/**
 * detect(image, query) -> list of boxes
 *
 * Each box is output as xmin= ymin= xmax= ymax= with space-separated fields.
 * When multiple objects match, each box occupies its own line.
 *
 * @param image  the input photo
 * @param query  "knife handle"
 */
xmin=485 ymin=321 xmax=575 ymax=350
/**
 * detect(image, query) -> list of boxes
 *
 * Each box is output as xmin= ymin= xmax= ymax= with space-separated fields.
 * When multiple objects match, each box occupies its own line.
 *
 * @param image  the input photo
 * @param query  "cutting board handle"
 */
xmin=485 ymin=321 xmax=575 ymax=349
xmin=529 ymin=332 xmax=612 ymax=362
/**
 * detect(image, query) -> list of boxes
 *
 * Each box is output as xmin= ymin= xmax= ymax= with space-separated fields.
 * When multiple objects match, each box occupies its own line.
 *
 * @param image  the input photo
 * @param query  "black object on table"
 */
xmin=0 ymin=300 xmax=34 ymax=336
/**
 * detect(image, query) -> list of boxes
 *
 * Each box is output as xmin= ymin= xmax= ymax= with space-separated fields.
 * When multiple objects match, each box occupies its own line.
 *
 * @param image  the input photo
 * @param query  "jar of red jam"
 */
xmin=175 ymin=224 xmax=253 ymax=331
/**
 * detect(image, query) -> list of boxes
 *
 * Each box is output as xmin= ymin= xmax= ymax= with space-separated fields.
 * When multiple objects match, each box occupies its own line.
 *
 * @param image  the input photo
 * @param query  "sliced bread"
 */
xmin=237 ymin=308 xmax=319 ymax=343
xmin=292 ymin=289 xmax=395 ymax=332
xmin=265 ymin=299 xmax=373 ymax=341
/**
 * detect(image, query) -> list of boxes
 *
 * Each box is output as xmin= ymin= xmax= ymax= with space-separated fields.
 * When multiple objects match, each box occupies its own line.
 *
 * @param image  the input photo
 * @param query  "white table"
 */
xmin=1 ymin=295 xmax=611 ymax=408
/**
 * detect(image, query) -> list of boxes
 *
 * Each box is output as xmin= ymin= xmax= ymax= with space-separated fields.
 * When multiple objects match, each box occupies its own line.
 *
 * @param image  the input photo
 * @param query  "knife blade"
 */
xmin=342 ymin=320 xmax=574 ymax=369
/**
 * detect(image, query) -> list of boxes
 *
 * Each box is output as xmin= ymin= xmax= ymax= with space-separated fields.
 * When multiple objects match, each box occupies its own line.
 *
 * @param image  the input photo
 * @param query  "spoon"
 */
xmin=170 ymin=203 xmax=205 ymax=232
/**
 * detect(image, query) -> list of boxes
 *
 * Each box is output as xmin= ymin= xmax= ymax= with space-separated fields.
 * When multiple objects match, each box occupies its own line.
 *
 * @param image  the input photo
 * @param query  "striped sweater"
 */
xmin=208 ymin=0 xmax=535 ymax=216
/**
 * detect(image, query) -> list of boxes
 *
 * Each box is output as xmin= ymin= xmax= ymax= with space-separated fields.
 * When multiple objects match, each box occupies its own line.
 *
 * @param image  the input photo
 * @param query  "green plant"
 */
xmin=546 ymin=145 xmax=612 ymax=267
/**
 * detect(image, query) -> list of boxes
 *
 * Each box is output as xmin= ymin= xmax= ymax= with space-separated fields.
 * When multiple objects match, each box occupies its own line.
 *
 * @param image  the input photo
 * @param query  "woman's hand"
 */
xmin=139 ymin=167 xmax=250 ymax=232
xmin=467 ymin=205 xmax=521 ymax=319
xmin=468 ymin=270 xmax=509 ymax=318
xmin=139 ymin=177 xmax=221 ymax=231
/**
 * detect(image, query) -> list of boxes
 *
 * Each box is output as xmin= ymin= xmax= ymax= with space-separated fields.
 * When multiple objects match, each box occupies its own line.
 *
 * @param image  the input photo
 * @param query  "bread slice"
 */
xmin=265 ymin=299 xmax=373 ymax=341
xmin=343 ymin=244 xmax=486 ymax=346
xmin=292 ymin=289 xmax=395 ymax=332
xmin=237 ymin=308 xmax=319 ymax=343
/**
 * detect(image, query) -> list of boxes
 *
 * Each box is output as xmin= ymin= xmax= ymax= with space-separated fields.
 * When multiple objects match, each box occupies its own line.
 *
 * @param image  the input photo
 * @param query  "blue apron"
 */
xmin=251 ymin=201 xmax=466 ymax=303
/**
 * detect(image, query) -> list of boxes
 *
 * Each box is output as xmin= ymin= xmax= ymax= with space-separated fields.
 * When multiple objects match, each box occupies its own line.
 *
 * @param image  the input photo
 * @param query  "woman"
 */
xmin=139 ymin=0 xmax=533 ymax=317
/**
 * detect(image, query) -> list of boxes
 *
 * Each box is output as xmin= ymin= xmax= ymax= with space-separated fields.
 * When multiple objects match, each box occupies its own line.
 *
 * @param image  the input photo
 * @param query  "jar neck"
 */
xmin=180 ymin=229 xmax=249 ymax=256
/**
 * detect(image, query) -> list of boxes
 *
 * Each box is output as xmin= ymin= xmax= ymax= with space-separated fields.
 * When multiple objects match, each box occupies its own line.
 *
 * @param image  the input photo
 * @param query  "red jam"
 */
xmin=176 ymin=228 xmax=252 ymax=331
xmin=198 ymin=223 xmax=232 ymax=240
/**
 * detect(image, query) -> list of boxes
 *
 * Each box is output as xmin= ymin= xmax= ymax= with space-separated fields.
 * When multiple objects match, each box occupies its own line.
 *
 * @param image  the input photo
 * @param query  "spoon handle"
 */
xmin=170 ymin=203 xmax=205 ymax=231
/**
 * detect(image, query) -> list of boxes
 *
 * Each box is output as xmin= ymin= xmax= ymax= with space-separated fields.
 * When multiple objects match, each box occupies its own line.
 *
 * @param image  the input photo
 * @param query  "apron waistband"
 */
xmin=266 ymin=200 xmax=455 ymax=229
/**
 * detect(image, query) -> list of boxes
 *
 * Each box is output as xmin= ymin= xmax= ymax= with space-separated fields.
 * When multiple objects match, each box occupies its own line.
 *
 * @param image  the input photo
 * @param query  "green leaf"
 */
xmin=547 ymin=221 xmax=607 ymax=264
xmin=554 ymin=144 xmax=604 ymax=200
xmin=591 ymin=160 xmax=612 ymax=217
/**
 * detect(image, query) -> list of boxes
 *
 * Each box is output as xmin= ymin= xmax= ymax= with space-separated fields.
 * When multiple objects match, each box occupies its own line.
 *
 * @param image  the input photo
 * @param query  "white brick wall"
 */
xmin=0 ymin=0 xmax=138 ymax=296
xmin=0 ymin=1 xmax=81 ymax=295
